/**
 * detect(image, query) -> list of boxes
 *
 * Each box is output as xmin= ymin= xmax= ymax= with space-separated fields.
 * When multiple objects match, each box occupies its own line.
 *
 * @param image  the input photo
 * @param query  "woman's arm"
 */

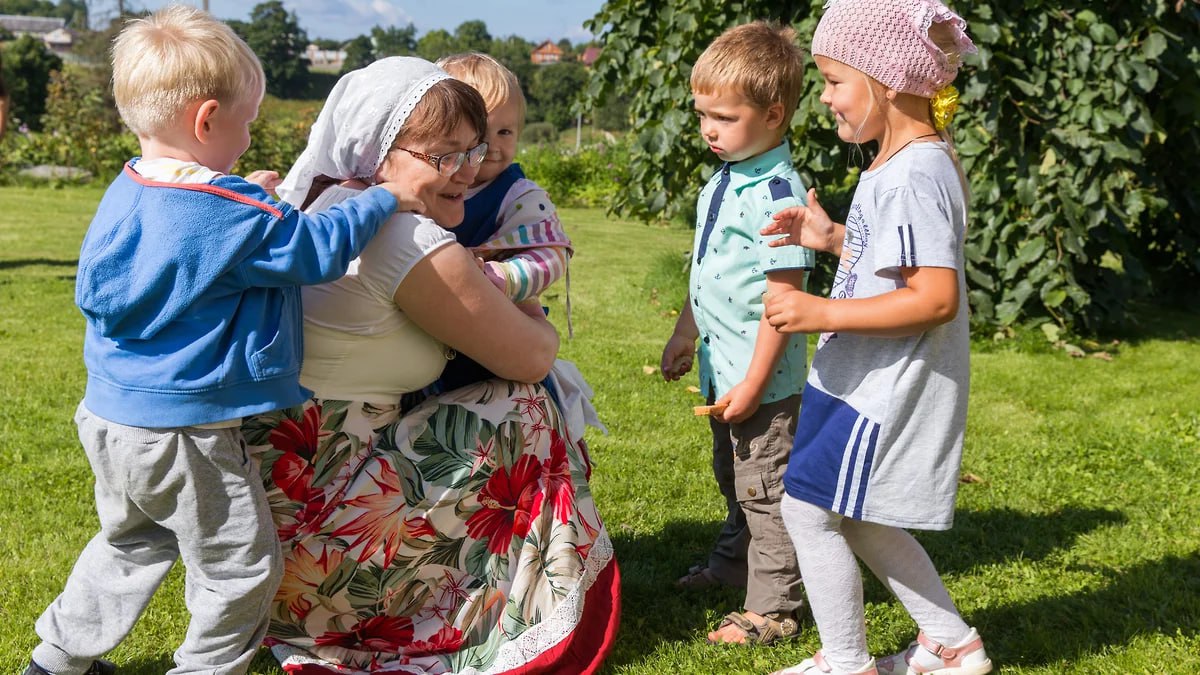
xmin=393 ymin=243 xmax=559 ymax=383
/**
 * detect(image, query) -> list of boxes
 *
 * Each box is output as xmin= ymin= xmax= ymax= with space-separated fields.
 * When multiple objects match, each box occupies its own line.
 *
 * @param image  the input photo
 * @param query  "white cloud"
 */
xmin=284 ymin=0 xmax=414 ymax=40
xmin=564 ymin=24 xmax=594 ymax=43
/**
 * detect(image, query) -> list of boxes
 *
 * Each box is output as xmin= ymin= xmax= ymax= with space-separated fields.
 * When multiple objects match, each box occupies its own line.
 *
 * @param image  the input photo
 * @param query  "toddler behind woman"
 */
xmin=433 ymin=52 xmax=574 ymax=392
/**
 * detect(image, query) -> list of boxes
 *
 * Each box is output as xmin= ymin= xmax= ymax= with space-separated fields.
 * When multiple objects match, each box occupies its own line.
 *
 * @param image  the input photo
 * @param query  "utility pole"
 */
xmin=203 ymin=0 xmax=209 ymax=12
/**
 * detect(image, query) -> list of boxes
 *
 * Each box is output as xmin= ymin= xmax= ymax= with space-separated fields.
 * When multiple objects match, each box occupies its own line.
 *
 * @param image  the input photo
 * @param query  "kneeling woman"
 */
xmin=244 ymin=57 xmax=618 ymax=675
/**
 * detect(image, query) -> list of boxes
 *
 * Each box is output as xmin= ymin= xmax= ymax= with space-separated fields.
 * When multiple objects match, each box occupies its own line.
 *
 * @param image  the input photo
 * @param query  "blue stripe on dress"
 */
xmin=837 ymin=418 xmax=869 ymax=514
xmin=850 ymin=422 xmax=879 ymax=519
xmin=784 ymin=385 xmax=879 ymax=517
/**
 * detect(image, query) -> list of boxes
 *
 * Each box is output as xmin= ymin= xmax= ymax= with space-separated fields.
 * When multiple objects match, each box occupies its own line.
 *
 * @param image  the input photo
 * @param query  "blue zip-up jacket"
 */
xmin=77 ymin=163 xmax=398 ymax=427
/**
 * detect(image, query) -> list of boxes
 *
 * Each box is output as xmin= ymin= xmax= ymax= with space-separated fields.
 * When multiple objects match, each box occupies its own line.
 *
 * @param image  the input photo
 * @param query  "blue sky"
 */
xmin=125 ymin=0 xmax=606 ymax=43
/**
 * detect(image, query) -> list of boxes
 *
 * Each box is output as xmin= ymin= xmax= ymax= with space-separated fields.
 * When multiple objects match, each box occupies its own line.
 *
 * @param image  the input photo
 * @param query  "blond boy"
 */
xmin=24 ymin=6 xmax=415 ymax=674
xmin=660 ymin=21 xmax=814 ymax=645
xmin=433 ymin=53 xmax=573 ymax=390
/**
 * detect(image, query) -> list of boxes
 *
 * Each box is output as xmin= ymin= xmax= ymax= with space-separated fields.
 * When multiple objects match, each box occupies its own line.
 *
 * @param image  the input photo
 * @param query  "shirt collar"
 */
xmin=724 ymin=141 xmax=792 ymax=191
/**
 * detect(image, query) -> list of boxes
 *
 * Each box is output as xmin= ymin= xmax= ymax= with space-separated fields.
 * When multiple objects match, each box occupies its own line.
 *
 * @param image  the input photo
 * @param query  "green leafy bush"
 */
xmin=234 ymin=100 xmax=319 ymax=176
xmin=583 ymin=1 xmax=1200 ymax=333
xmin=0 ymin=83 xmax=319 ymax=184
xmin=0 ymin=65 xmax=137 ymax=179
xmin=523 ymin=122 xmax=558 ymax=145
xmin=518 ymin=140 xmax=631 ymax=208
xmin=1 ymin=34 xmax=61 ymax=131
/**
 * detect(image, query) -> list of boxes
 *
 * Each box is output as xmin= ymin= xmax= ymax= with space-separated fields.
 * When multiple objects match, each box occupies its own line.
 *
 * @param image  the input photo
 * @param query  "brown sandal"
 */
xmin=707 ymin=610 xmax=799 ymax=645
xmin=675 ymin=564 xmax=723 ymax=589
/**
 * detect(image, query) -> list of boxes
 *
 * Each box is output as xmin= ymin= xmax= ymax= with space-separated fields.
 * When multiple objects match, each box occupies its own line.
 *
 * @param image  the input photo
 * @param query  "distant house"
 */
xmin=305 ymin=43 xmax=346 ymax=70
xmin=42 ymin=27 xmax=75 ymax=57
xmin=580 ymin=45 xmax=602 ymax=67
xmin=0 ymin=15 xmax=75 ymax=57
xmin=0 ymin=13 xmax=66 ymax=38
xmin=530 ymin=40 xmax=563 ymax=65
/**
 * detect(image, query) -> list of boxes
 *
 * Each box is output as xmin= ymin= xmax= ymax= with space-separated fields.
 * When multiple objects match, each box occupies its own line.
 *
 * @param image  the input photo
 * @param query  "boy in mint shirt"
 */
xmin=660 ymin=20 xmax=814 ymax=645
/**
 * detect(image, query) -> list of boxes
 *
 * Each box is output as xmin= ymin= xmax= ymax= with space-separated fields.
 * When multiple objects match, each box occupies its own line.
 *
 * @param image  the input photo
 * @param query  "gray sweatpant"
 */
xmin=31 ymin=404 xmax=283 ymax=675
xmin=707 ymin=394 xmax=806 ymax=617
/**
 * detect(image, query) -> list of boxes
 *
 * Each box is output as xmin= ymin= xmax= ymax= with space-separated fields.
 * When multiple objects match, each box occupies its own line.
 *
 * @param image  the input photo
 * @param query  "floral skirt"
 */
xmin=243 ymin=379 xmax=619 ymax=674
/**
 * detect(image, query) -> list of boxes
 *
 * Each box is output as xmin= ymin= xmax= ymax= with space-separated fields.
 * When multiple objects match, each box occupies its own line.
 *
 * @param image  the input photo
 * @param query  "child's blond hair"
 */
xmin=437 ymin=52 xmax=527 ymax=130
xmin=112 ymin=4 xmax=264 ymax=137
xmin=691 ymin=21 xmax=805 ymax=123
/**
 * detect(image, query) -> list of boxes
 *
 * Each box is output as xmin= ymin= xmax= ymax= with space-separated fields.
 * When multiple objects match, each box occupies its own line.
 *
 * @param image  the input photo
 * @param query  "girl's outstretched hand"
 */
xmin=764 ymin=289 xmax=829 ymax=334
xmin=761 ymin=188 xmax=836 ymax=253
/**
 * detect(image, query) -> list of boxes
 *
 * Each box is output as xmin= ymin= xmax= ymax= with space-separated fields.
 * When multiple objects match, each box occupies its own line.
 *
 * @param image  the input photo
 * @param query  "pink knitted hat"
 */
xmin=811 ymin=0 xmax=976 ymax=97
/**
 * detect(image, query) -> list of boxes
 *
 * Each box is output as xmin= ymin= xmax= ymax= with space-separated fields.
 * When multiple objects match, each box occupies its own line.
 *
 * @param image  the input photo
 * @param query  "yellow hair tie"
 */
xmin=930 ymin=85 xmax=960 ymax=131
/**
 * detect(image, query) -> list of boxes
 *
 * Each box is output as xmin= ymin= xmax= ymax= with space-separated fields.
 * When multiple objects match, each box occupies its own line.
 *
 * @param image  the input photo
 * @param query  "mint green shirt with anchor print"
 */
xmin=690 ymin=141 xmax=816 ymax=404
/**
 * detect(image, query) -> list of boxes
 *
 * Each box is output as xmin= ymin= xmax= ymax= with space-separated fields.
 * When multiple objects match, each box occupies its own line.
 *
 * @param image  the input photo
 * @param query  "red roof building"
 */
xmin=580 ymin=45 xmax=602 ymax=67
xmin=531 ymin=40 xmax=563 ymax=65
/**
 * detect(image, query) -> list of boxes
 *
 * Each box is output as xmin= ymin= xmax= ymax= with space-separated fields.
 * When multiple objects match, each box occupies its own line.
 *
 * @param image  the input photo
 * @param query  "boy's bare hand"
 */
xmin=660 ymin=334 xmax=696 ymax=381
xmin=761 ymin=188 xmax=835 ymax=252
xmin=375 ymin=180 xmax=426 ymax=214
xmin=713 ymin=381 xmax=761 ymax=423
xmin=764 ymin=289 xmax=829 ymax=334
xmin=244 ymin=170 xmax=281 ymax=196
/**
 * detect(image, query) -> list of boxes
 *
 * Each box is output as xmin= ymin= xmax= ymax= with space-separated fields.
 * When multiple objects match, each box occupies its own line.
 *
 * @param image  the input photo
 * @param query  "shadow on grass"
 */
xmin=976 ymin=551 xmax=1200 ymax=668
xmin=1106 ymin=301 xmax=1200 ymax=344
xmin=89 ymin=649 xmax=281 ymax=675
xmin=604 ymin=506 xmax=1126 ymax=669
xmin=0 ymin=258 xmax=78 ymax=270
xmin=915 ymin=506 xmax=1127 ymax=577
xmin=605 ymin=520 xmax=749 ymax=670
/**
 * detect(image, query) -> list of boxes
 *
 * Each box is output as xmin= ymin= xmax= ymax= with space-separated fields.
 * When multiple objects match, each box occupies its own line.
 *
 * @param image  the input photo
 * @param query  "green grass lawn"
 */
xmin=0 ymin=186 xmax=1197 ymax=673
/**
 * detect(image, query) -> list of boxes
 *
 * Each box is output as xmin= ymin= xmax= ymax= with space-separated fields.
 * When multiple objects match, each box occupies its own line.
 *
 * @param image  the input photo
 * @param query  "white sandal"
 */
xmin=875 ymin=627 xmax=992 ymax=675
xmin=770 ymin=650 xmax=878 ymax=675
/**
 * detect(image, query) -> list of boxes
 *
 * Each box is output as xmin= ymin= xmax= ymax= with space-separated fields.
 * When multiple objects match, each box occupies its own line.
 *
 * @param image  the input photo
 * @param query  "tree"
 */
xmin=57 ymin=0 xmax=86 ymax=27
xmin=556 ymin=38 xmax=575 ymax=60
xmin=583 ymin=0 xmax=1200 ymax=333
xmin=529 ymin=61 xmax=587 ymax=130
xmin=0 ymin=0 xmax=87 ymax=24
xmin=242 ymin=0 xmax=310 ymax=98
xmin=488 ymin=34 xmax=536 ymax=108
xmin=340 ymin=35 xmax=374 ymax=75
xmin=1 ymin=34 xmax=61 ymax=131
xmin=310 ymin=37 xmax=342 ymax=51
xmin=372 ymin=24 xmax=416 ymax=57
xmin=592 ymin=92 xmax=629 ymax=131
xmin=415 ymin=28 xmax=456 ymax=62
xmin=453 ymin=20 xmax=491 ymax=54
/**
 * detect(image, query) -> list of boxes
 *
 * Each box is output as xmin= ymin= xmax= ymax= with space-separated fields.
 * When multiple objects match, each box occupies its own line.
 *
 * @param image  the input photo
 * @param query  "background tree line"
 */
xmin=0 ymin=0 xmax=87 ymax=30
xmin=0 ymin=0 xmax=624 ymax=132
xmin=219 ymin=1 xmax=618 ymax=131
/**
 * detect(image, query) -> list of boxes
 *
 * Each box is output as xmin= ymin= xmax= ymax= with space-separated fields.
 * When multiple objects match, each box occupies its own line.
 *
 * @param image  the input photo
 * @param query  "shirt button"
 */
xmin=747 ymin=487 xmax=757 ymax=497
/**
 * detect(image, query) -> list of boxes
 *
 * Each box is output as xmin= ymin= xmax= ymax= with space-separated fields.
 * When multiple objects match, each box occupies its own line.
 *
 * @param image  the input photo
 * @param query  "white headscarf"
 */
xmin=276 ymin=56 xmax=450 ymax=207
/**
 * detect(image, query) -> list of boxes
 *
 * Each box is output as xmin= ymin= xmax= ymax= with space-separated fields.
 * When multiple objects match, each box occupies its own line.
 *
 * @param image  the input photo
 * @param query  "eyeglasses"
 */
xmin=391 ymin=142 xmax=489 ymax=176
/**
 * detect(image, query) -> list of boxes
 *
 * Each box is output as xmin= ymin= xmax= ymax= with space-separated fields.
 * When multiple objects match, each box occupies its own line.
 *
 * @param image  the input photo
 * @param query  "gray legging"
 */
xmin=781 ymin=494 xmax=970 ymax=671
